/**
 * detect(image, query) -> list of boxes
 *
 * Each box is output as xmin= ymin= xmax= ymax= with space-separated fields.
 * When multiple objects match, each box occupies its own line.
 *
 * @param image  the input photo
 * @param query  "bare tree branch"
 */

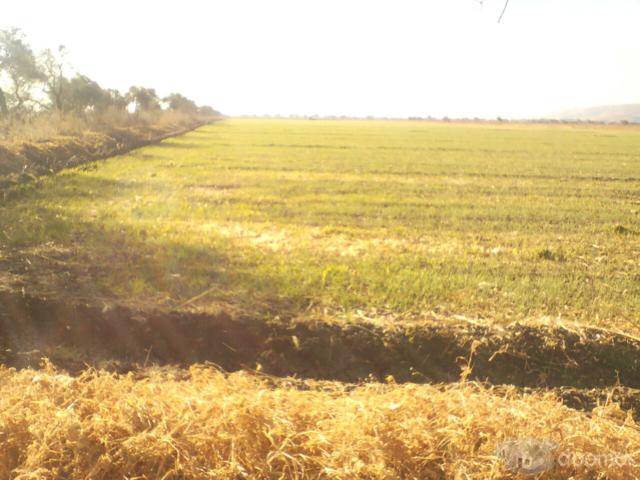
xmin=498 ymin=0 xmax=510 ymax=23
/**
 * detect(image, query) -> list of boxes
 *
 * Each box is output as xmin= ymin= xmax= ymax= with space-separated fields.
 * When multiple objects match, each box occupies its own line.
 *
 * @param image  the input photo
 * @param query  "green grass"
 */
xmin=2 ymin=119 xmax=640 ymax=329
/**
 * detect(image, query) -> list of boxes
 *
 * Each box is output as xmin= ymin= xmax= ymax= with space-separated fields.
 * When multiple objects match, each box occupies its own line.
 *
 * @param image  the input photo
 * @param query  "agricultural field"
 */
xmin=2 ymin=118 xmax=640 ymax=478
xmin=3 ymin=119 xmax=640 ymax=326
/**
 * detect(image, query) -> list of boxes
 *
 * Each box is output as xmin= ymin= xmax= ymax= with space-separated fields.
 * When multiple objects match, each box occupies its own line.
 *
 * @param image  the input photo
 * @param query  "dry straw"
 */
xmin=0 ymin=364 xmax=638 ymax=479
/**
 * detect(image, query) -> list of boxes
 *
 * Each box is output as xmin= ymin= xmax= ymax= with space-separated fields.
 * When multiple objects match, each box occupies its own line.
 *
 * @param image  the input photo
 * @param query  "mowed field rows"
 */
xmin=2 ymin=119 xmax=640 ymax=328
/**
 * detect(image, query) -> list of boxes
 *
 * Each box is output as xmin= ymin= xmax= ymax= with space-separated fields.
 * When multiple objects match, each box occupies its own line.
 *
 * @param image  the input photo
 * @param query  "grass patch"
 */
xmin=537 ymin=247 xmax=565 ymax=262
xmin=614 ymin=224 xmax=637 ymax=235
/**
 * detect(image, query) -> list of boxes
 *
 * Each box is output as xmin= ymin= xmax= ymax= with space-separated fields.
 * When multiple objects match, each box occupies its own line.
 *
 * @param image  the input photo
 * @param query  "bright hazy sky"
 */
xmin=4 ymin=0 xmax=640 ymax=118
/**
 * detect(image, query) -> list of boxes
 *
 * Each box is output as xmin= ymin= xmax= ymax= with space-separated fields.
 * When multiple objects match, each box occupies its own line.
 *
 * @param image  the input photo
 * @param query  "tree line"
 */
xmin=0 ymin=28 xmax=218 ymax=120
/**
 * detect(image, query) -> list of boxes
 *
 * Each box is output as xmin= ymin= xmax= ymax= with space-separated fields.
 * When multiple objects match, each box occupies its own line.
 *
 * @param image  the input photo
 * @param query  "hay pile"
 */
xmin=0 ymin=365 xmax=638 ymax=479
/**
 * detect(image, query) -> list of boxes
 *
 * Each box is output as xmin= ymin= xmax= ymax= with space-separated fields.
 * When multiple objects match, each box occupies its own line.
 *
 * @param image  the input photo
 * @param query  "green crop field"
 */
xmin=2 ymin=119 xmax=640 ymax=330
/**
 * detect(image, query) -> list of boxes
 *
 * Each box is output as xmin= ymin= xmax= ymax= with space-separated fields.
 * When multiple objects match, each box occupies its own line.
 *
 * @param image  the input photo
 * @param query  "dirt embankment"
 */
xmin=0 ymin=119 xmax=212 ymax=193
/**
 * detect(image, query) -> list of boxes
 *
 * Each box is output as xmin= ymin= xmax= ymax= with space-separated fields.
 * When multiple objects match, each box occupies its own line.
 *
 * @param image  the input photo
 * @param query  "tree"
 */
xmin=39 ymin=45 xmax=68 ymax=111
xmin=104 ymin=89 xmax=128 ymax=111
xmin=198 ymin=105 xmax=221 ymax=117
xmin=0 ymin=88 xmax=7 ymax=115
xmin=59 ymin=75 xmax=109 ymax=112
xmin=0 ymin=28 xmax=45 ymax=113
xmin=126 ymin=86 xmax=161 ymax=113
xmin=163 ymin=93 xmax=198 ymax=114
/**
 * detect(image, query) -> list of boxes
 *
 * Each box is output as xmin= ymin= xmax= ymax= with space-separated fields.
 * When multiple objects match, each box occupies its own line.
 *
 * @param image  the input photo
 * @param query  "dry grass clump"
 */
xmin=0 ymin=365 xmax=638 ymax=479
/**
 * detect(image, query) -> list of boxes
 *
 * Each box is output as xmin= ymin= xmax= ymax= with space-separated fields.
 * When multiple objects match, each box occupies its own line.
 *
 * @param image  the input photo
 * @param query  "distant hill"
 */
xmin=554 ymin=104 xmax=640 ymax=123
